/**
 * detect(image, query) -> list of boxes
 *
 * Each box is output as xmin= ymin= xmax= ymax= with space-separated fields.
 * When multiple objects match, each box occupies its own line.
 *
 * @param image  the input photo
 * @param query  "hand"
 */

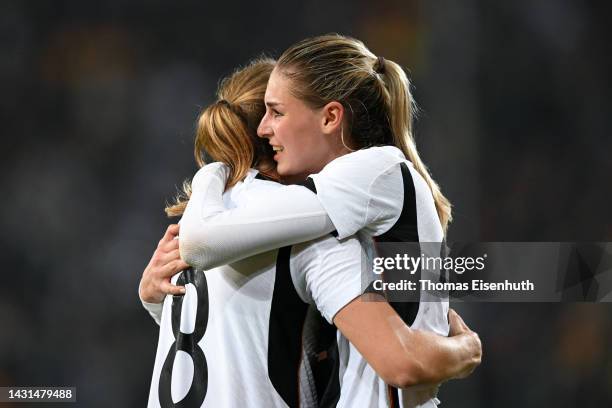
xmin=448 ymin=308 xmax=482 ymax=378
xmin=139 ymin=224 xmax=191 ymax=304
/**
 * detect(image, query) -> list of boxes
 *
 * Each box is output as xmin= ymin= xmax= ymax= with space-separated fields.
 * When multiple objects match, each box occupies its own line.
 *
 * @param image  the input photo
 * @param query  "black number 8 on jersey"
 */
xmin=158 ymin=268 xmax=209 ymax=407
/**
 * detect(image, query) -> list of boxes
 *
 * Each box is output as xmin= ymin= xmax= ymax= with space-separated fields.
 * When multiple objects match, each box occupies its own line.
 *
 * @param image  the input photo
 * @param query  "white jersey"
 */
xmin=146 ymin=170 xmax=364 ymax=408
xmin=167 ymin=146 xmax=449 ymax=408
xmin=313 ymin=147 xmax=448 ymax=407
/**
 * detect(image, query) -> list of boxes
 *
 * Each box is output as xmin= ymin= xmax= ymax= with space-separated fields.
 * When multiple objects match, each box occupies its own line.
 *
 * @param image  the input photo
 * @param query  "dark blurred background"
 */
xmin=1 ymin=0 xmax=611 ymax=407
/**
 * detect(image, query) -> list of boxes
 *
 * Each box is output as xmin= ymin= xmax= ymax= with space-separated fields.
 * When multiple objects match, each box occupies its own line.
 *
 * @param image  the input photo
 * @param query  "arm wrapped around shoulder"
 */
xmin=333 ymin=301 xmax=482 ymax=388
xmin=179 ymin=163 xmax=336 ymax=270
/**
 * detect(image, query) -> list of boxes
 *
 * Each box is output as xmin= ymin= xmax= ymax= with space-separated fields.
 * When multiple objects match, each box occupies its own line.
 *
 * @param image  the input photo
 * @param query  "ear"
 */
xmin=320 ymin=101 xmax=344 ymax=135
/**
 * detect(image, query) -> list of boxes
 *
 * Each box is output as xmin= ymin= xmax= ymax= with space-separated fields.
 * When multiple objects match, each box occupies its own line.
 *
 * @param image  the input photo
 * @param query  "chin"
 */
xmin=276 ymin=163 xmax=289 ymax=176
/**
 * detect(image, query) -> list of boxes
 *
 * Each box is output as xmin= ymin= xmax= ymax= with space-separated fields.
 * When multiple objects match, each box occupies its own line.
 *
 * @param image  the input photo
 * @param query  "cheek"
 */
xmin=282 ymin=141 xmax=321 ymax=177
xmin=282 ymin=139 xmax=303 ymax=168
xmin=276 ymin=116 xmax=320 ymax=174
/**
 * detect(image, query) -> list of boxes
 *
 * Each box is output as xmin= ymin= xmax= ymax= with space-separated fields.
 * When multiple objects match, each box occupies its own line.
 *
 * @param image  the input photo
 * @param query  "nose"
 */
xmin=257 ymin=114 xmax=272 ymax=139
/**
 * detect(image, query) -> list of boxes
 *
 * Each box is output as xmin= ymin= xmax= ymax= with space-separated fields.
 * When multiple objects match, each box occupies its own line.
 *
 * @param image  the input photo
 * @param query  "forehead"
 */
xmin=265 ymin=67 xmax=291 ymax=101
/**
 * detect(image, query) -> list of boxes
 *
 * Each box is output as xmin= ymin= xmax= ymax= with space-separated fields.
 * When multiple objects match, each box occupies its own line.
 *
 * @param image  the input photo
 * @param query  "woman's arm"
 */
xmin=179 ymin=147 xmax=411 ymax=271
xmin=179 ymin=163 xmax=336 ymax=270
xmin=294 ymin=235 xmax=480 ymax=390
xmin=139 ymin=224 xmax=190 ymax=324
xmin=333 ymin=299 xmax=482 ymax=388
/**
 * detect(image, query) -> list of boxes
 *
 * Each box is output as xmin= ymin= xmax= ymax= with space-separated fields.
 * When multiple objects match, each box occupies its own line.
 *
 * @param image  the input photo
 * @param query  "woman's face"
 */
xmin=257 ymin=68 xmax=341 ymax=181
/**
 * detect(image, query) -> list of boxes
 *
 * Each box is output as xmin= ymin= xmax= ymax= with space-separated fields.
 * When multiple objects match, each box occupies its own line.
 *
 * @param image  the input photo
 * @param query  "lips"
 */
xmin=271 ymin=145 xmax=284 ymax=161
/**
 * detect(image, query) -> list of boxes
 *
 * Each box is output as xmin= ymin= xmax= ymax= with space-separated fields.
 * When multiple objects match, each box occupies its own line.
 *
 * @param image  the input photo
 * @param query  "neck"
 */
xmin=322 ymin=142 xmax=352 ymax=166
xmin=331 ymin=127 xmax=356 ymax=158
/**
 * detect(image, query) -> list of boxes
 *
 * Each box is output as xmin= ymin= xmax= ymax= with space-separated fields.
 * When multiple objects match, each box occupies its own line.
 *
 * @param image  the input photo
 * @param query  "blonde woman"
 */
xmin=140 ymin=56 xmax=480 ymax=408
xmin=177 ymin=34 xmax=466 ymax=407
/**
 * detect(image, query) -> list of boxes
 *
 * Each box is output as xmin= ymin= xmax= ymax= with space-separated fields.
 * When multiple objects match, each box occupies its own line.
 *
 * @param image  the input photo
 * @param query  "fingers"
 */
xmin=157 ymin=234 xmax=180 ymax=253
xmin=149 ymin=247 xmax=189 ymax=277
xmin=160 ymin=249 xmax=181 ymax=264
xmin=162 ymin=259 xmax=191 ymax=277
xmin=142 ymin=225 xmax=189 ymax=302
xmin=157 ymin=260 xmax=190 ymax=297
xmin=447 ymin=309 xmax=482 ymax=378
xmin=159 ymin=280 xmax=186 ymax=296
xmin=158 ymin=224 xmax=180 ymax=247
xmin=457 ymin=331 xmax=483 ymax=379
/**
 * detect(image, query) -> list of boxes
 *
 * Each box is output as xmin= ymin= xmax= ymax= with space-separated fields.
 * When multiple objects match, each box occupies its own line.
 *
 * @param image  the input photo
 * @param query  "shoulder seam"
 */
xmin=364 ymin=161 xmax=403 ymax=230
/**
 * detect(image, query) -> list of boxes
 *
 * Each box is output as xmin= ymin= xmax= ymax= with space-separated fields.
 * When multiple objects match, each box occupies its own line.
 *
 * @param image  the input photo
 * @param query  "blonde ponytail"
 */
xmin=165 ymin=58 xmax=276 ymax=217
xmin=382 ymin=60 xmax=453 ymax=233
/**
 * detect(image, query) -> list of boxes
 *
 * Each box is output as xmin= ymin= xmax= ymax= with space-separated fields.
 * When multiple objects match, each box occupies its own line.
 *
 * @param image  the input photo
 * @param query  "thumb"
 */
xmin=448 ymin=308 xmax=469 ymax=336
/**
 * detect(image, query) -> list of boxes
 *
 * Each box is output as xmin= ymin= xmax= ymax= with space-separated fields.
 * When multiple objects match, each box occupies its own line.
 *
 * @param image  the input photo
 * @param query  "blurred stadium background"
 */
xmin=1 ymin=0 xmax=611 ymax=406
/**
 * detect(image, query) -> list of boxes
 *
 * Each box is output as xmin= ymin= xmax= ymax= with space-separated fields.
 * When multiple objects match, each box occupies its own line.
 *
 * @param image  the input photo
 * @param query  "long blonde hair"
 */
xmin=277 ymin=34 xmax=452 ymax=234
xmin=165 ymin=58 xmax=276 ymax=217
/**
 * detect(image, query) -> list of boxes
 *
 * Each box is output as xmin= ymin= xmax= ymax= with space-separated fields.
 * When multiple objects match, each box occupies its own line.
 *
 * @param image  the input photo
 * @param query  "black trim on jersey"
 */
xmin=374 ymin=162 xmax=423 ymax=405
xmin=299 ymin=177 xmax=317 ymax=193
xmin=376 ymin=163 xmax=419 ymax=242
xmin=373 ymin=162 xmax=421 ymax=325
xmin=255 ymin=172 xmax=274 ymax=181
xmin=389 ymin=385 xmax=399 ymax=408
xmin=268 ymin=246 xmax=309 ymax=408
xmin=298 ymin=177 xmax=339 ymax=238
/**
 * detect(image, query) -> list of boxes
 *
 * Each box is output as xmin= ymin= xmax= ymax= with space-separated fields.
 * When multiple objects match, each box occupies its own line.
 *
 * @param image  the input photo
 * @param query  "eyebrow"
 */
xmin=265 ymin=101 xmax=283 ymax=108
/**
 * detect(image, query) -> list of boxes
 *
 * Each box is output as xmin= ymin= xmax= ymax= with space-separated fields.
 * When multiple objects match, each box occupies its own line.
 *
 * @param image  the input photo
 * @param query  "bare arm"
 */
xmin=333 ymin=298 xmax=482 ymax=388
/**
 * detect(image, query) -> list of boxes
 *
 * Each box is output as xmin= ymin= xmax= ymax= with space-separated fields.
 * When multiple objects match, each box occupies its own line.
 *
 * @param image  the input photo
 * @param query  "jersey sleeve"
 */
xmin=291 ymin=236 xmax=364 ymax=324
xmin=141 ymin=299 xmax=163 ymax=326
xmin=309 ymin=147 xmax=405 ymax=239
xmin=179 ymin=163 xmax=336 ymax=270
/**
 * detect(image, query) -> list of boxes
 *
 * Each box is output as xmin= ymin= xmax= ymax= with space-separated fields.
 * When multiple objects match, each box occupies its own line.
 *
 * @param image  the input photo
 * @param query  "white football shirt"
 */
xmin=161 ymin=144 xmax=450 ymax=408
xmin=146 ymin=170 xmax=364 ymax=408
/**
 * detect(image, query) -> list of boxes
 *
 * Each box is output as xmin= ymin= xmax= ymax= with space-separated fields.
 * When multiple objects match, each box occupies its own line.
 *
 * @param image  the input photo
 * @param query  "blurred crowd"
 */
xmin=1 ymin=0 xmax=610 ymax=406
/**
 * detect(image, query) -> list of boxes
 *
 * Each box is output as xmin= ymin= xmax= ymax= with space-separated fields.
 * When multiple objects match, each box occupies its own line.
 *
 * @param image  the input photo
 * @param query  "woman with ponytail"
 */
xmin=141 ymin=53 xmax=480 ymax=408
xmin=180 ymin=34 xmax=451 ymax=265
xmin=174 ymin=35 xmax=476 ymax=407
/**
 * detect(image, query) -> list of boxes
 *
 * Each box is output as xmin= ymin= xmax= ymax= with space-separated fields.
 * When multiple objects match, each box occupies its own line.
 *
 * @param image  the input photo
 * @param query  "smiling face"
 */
xmin=257 ymin=68 xmax=345 ymax=182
